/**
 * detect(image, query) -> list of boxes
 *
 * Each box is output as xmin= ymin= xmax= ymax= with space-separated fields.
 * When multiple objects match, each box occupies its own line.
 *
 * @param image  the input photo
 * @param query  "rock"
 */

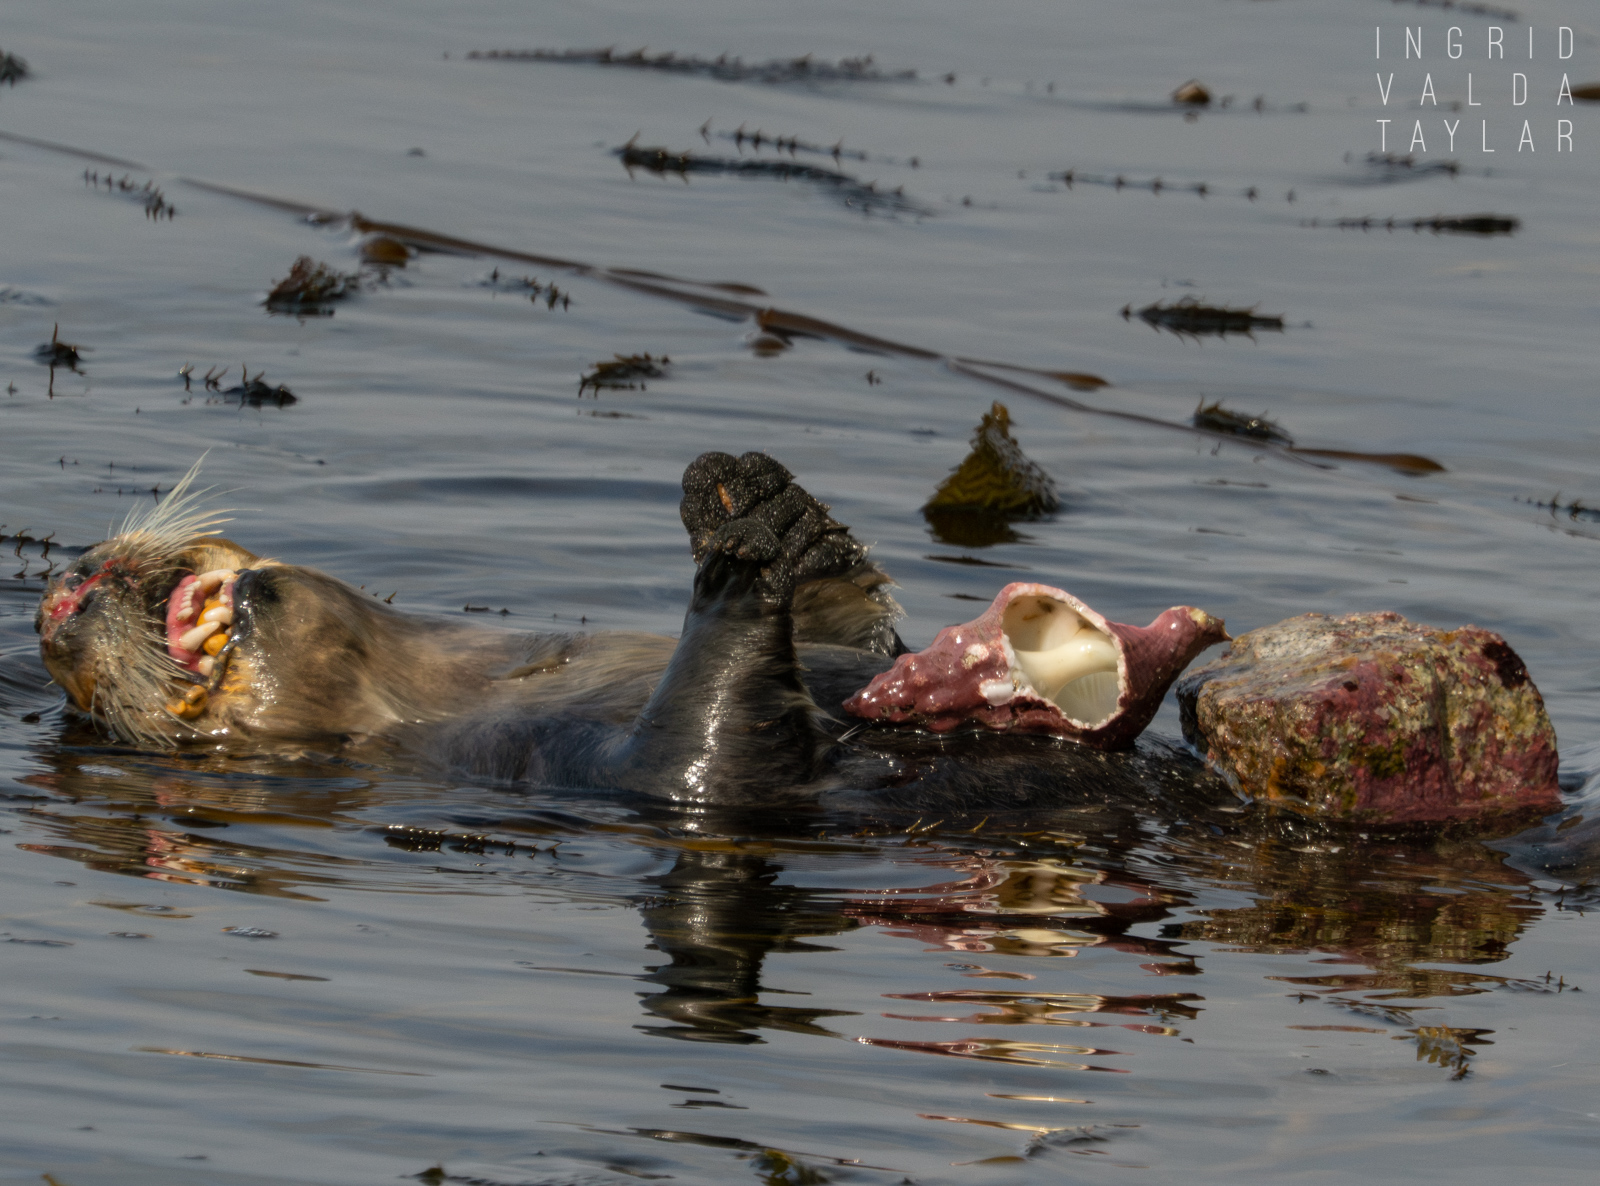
xmin=1176 ymin=612 xmax=1561 ymax=826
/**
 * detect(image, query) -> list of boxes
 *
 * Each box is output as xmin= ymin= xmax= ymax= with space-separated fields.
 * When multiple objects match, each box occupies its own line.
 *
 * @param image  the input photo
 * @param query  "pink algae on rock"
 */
xmin=1176 ymin=611 xmax=1561 ymax=826
xmin=843 ymin=581 xmax=1228 ymax=751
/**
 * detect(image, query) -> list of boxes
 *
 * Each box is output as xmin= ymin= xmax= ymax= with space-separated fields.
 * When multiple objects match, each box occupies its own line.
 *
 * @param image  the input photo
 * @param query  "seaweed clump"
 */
xmin=1313 ymin=213 xmax=1517 ymax=236
xmin=1124 ymin=297 xmax=1284 ymax=340
xmin=264 ymin=257 xmax=360 ymax=317
xmin=1518 ymin=493 xmax=1600 ymax=524
xmin=466 ymin=47 xmax=917 ymax=85
xmin=616 ymin=139 xmax=928 ymax=216
xmin=1193 ymin=400 xmax=1292 ymax=445
xmin=0 ymin=49 xmax=28 ymax=86
xmin=33 ymin=324 xmax=86 ymax=371
xmin=83 ymin=171 xmax=176 ymax=220
xmin=182 ymin=365 xmax=297 ymax=407
xmin=922 ymin=402 xmax=1059 ymax=547
xmin=1363 ymin=153 xmax=1461 ymax=180
xmin=579 ymin=353 xmax=669 ymax=395
xmin=222 ymin=369 xmax=297 ymax=408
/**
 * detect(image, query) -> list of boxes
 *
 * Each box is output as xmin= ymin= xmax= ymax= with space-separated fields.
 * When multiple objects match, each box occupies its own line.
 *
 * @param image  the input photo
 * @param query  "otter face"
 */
xmin=36 ymin=528 xmax=269 ymax=745
xmin=36 ymin=470 xmax=495 ymax=751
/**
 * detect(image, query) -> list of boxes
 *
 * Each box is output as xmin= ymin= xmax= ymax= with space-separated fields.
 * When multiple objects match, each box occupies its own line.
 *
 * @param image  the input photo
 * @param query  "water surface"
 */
xmin=3 ymin=1 xmax=1600 ymax=1182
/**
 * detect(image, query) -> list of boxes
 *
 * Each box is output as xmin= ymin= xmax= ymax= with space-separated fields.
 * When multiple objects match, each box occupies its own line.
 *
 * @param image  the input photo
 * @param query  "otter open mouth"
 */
xmin=162 ymin=568 xmax=242 ymax=718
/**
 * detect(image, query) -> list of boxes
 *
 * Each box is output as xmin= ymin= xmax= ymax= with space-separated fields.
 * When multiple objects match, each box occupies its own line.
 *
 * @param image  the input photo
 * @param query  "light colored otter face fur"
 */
xmin=35 ymin=469 xmax=491 ymax=750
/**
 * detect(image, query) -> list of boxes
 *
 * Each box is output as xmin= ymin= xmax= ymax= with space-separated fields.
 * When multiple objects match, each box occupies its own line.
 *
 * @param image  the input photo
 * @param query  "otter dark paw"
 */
xmin=693 ymin=518 xmax=788 ymax=606
xmin=680 ymin=451 xmax=867 ymax=585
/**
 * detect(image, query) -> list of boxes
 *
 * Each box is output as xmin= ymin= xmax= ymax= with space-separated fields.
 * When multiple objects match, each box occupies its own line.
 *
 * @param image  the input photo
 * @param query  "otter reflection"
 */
xmin=622 ymin=803 xmax=1548 ymax=1048
xmin=9 ymin=745 xmax=1560 ymax=1053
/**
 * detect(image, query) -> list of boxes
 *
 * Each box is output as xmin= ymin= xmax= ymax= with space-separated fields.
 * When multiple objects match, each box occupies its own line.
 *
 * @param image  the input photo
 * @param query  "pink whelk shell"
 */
xmin=843 ymin=582 xmax=1229 ymax=751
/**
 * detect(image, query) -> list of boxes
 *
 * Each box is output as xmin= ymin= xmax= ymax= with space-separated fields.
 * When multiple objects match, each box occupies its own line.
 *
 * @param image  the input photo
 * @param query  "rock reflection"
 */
xmin=1157 ymin=833 xmax=1540 ymax=997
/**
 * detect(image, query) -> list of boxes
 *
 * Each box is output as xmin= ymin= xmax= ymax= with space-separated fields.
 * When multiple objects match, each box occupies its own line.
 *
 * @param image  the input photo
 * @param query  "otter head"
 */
xmin=36 ymin=464 xmax=486 ymax=750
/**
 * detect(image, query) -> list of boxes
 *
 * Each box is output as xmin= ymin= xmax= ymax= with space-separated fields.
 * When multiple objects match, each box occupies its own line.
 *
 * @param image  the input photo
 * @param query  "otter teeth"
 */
xmin=178 ymin=621 xmax=221 ymax=653
xmin=199 ymin=605 xmax=233 ymax=626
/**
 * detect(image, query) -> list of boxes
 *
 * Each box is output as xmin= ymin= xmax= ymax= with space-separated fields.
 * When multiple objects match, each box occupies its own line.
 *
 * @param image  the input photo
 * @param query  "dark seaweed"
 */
xmin=1193 ymin=400 xmax=1293 ymax=445
xmin=466 ymin=47 xmax=917 ymax=85
xmin=83 ymin=170 xmax=176 ymax=220
xmin=1519 ymin=494 xmax=1600 ymax=524
xmin=579 ymin=353 xmax=670 ymax=395
xmin=1049 ymin=167 xmax=1214 ymax=197
xmin=1386 ymin=0 xmax=1518 ymax=19
xmin=1309 ymin=213 xmax=1518 ymax=237
xmin=264 ymin=257 xmax=360 ymax=316
xmin=476 ymin=268 xmax=570 ymax=309
xmin=185 ymin=365 xmax=297 ymax=407
xmin=705 ymin=123 xmax=877 ymax=164
xmin=32 ymin=325 xmax=86 ymax=371
xmin=1363 ymin=153 xmax=1462 ymax=180
xmin=221 ymin=373 xmax=297 ymax=408
xmin=616 ymin=140 xmax=929 ymax=216
xmin=0 ymin=49 xmax=27 ymax=86
xmin=1126 ymin=297 xmax=1285 ymax=340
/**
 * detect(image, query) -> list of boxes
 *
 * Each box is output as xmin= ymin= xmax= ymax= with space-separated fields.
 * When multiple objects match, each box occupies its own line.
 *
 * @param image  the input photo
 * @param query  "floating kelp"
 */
xmin=180 ymin=364 xmax=296 ymax=406
xmin=1574 ymin=83 xmax=1600 ymax=102
xmin=465 ymin=47 xmax=917 ymax=85
xmin=1171 ymin=80 xmax=1210 ymax=106
xmin=82 ymin=170 xmax=175 ymax=220
xmin=1386 ymin=0 xmax=1518 ymax=18
xmin=579 ymin=353 xmax=669 ymax=395
xmin=1048 ymin=167 xmax=1214 ymax=197
xmin=1193 ymin=400 xmax=1292 ymax=445
xmin=475 ymin=268 xmax=572 ymax=308
xmin=616 ymin=139 xmax=929 ymax=216
xmin=0 ymin=49 xmax=27 ymax=86
xmin=33 ymin=324 xmax=86 ymax=370
xmin=223 ymin=369 xmax=297 ymax=408
xmin=1361 ymin=152 xmax=1462 ymax=180
xmin=922 ymin=403 xmax=1059 ymax=546
xmin=1125 ymin=298 xmax=1284 ymax=340
xmin=359 ymin=236 xmax=409 ymax=266
xmin=1518 ymin=494 xmax=1600 ymax=523
xmin=1289 ymin=448 xmax=1445 ymax=475
xmin=105 ymin=159 xmax=1440 ymax=477
xmin=264 ymin=256 xmax=360 ymax=316
xmin=1308 ymin=213 xmax=1518 ymax=236
xmin=705 ymin=123 xmax=878 ymax=164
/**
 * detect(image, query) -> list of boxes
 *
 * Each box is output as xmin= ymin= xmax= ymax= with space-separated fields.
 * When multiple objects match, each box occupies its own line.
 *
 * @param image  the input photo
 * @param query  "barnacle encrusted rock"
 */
xmin=1176 ymin=612 xmax=1561 ymax=825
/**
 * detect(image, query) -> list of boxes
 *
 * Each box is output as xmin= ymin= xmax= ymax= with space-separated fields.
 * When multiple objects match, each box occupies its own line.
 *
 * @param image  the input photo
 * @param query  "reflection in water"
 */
xmin=635 ymin=849 xmax=860 ymax=1044
xmin=1157 ymin=834 xmax=1540 ymax=998
xmin=7 ymin=738 xmax=1557 ymax=1080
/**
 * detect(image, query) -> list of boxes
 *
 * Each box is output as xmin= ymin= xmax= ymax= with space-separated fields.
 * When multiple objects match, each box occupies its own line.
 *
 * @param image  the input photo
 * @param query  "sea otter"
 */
xmin=34 ymin=452 xmax=1230 ymax=810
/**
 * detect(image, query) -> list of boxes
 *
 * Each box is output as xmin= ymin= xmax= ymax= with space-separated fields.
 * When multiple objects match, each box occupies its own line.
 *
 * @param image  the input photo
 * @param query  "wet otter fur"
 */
xmin=35 ymin=452 xmax=1231 ymax=811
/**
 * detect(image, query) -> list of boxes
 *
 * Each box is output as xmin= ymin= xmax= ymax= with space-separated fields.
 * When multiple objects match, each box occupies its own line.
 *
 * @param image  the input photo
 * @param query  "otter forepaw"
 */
xmin=680 ymin=451 xmax=867 ymax=583
xmin=693 ymin=517 xmax=790 ymax=606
